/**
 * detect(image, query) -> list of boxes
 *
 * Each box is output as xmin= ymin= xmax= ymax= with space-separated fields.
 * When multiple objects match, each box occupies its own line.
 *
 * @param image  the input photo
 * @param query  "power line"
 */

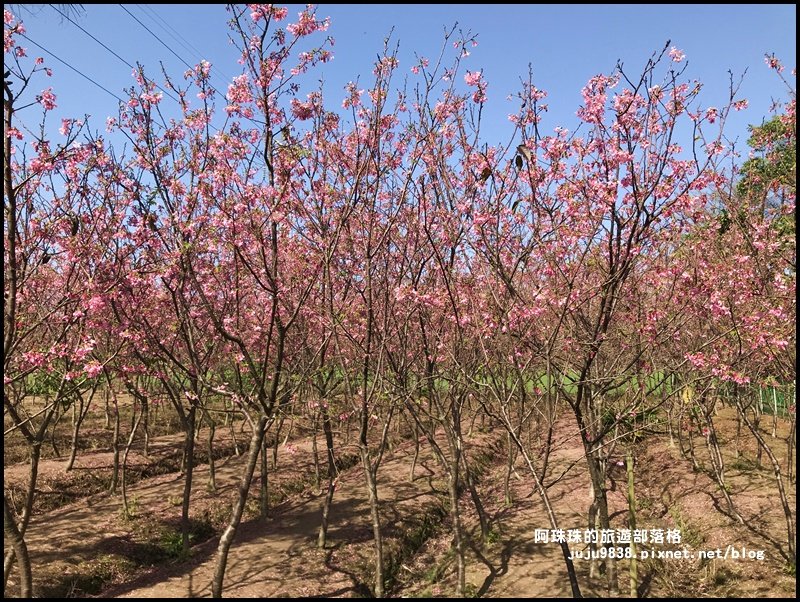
xmin=119 ymin=5 xmax=235 ymax=106
xmin=134 ymin=3 xmax=235 ymax=93
xmin=49 ymin=4 xmax=135 ymax=72
xmin=118 ymin=4 xmax=195 ymax=72
xmin=48 ymin=2 xmax=254 ymax=157
xmin=17 ymin=32 xmax=126 ymax=104
xmin=113 ymin=5 xmax=270 ymax=172
xmin=50 ymin=4 xmax=184 ymax=109
xmin=21 ymin=9 xmax=270 ymax=174
xmin=138 ymin=3 xmax=205 ymax=59
xmin=116 ymin=5 xmax=272 ymax=140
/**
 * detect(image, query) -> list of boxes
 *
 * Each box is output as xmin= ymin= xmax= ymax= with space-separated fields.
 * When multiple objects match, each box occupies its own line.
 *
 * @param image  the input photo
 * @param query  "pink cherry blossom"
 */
xmin=669 ymin=46 xmax=685 ymax=62
xmin=764 ymin=53 xmax=784 ymax=73
xmin=36 ymin=87 xmax=57 ymax=110
xmin=464 ymin=71 xmax=482 ymax=87
xmin=84 ymin=361 xmax=104 ymax=379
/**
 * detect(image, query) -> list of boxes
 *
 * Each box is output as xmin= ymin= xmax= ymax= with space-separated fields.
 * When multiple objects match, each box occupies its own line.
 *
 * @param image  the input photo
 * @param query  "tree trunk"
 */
xmin=259 ymin=435 xmax=269 ymax=520
xmin=735 ymin=397 xmax=796 ymax=565
xmin=686 ymin=411 xmax=701 ymax=471
xmin=311 ymin=413 xmax=321 ymax=490
xmin=48 ymin=414 xmax=62 ymax=459
xmin=735 ymin=410 xmax=743 ymax=459
xmin=212 ymin=415 xmax=268 ymax=598
xmin=122 ymin=402 xmax=143 ymax=519
xmin=754 ymin=392 xmax=763 ymax=467
xmin=142 ymin=396 xmax=150 ymax=458
xmin=701 ymin=411 xmax=742 ymax=522
xmin=510 ymin=430 xmax=582 ymax=597
xmin=228 ymin=403 xmax=241 ymax=457
xmin=541 ymin=418 xmax=555 ymax=479
xmin=104 ymin=386 xmax=112 ymax=429
xmin=181 ymin=405 xmax=197 ymax=553
xmin=409 ymin=422 xmax=420 ymax=481
xmin=504 ymin=432 xmax=514 ymax=506
xmin=109 ymin=402 xmax=121 ymax=494
xmin=3 ymin=443 xmax=41 ymax=591
xmin=207 ymin=415 xmax=217 ymax=492
xmin=587 ymin=454 xmax=618 ymax=594
xmin=272 ymin=416 xmax=283 ymax=469
xmin=318 ymin=405 xmax=337 ymax=549
xmin=360 ymin=446 xmax=385 ymax=598
xmin=787 ymin=410 xmax=795 ymax=484
xmin=65 ymin=394 xmax=87 ymax=471
xmin=588 ymin=494 xmax=599 ymax=580
xmin=462 ymin=445 xmax=489 ymax=543
xmin=626 ymin=450 xmax=638 ymax=598
xmin=3 ymin=493 xmax=32 ymax=598
xmin=448 ymin=459 xmax=466 ymax=597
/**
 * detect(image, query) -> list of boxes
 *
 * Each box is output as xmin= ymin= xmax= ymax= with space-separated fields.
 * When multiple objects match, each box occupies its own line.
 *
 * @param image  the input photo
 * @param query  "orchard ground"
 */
xmin=4 ymin=401 xmax=795 ymax=598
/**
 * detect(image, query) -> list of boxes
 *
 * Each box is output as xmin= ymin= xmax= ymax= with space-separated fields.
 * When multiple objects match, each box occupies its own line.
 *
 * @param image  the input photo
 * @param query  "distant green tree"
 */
xmin=737 ymin=113 xmax=796 ymax=211
xmin=729 ymin=91 xmax=796 ymax=271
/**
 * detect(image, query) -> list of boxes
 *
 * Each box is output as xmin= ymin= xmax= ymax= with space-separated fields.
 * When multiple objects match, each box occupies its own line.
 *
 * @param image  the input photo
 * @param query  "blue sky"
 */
xmin=10 ymin=4 xmax=797 ymax=154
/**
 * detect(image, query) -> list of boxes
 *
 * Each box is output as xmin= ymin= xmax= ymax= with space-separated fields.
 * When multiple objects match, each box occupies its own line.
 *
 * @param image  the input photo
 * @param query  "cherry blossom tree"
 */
xmin=5 ymin=4 xmax=795 ymax=598
xmin=4 ymin=9 xmax=130 ymax=594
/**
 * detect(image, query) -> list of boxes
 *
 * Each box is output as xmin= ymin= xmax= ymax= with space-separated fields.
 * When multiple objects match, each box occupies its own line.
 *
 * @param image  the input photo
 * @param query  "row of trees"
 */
xmin=4 ymin=5 xmax=795 ymax=598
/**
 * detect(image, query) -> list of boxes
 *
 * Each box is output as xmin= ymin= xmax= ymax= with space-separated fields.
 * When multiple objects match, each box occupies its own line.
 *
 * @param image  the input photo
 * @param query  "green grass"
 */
xmin=485 ymin=525 xmax=502 ymax=546
xmin=668 ymin=506 xmax=704 ymax=547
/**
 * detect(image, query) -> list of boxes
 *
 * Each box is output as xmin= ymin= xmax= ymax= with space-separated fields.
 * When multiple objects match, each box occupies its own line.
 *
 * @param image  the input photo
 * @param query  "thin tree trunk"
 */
xmin=448 ymin=459 xmax=466 ymax=597
xmin=318 ymin=405 xmax=337 ymax=549
xmin=181 ymin=405 xmax=197 ymax=553
xmin=122 ymin=402 xmax=143 ymax=519
xmin=259 ymin=435 xmax=269 ymax=520
xmin=109 ymin=403 xmax=121 ymax=494
xmin=361 ymin=451 xmax=385 ymax=598
xmin=513 ymin=433 xmax=582 ymax=598
xmin=142 ymin=396 xmax=150 ymax=458
xmin=504 ymin=432 xmax=514 ymax=506
xmin=735 ymin=410 xmax=743 ymax=459
xmin=66 ymin=389 xmax=99 ymax=471
xmin=686 ymin=411 xmax=701 ymax=471
xmin=272 ymin=415 xmax=283 ymax=469
xmin=771 ymin=387 xmax=778 ymax=438
xmin=48 ymin=404 xmax=63 ymax=459
xmin=207 ymin=415 xmax=217 ymax=492
xmin=409 ymin=422 xmax=420 ymax=481
xmin=211 ymin=415 xmax=268 ymax=598
xmin=229 ymin=403 xmax=240 ymax=457
xmin=787 ymin=411 xmax=796 ymax=484
xmin=462 ymin=444 xmax=489 ymax=543
xmin=626 ymin=450 xmax=638 ymax=598
xmin=587 ymin=454 xmax=618 ymax=594
xmin=754 ymin=390 xmax=763 ymax=467
xmin=104 ymin=386 xmax=112 ymax=429
xmin=3 ymin=443 xmax=40 ymax=591
xmin=3 ymin=391 xmax=58 ymax=592
xmin=735 ymin=397 xmax=796 ymax=565
xmin=701 ymin=411 xmax=742 ymax=523
xmin=3 ymin=493 xmax=31 ymax=598
xmin=588 ymin=494 xmax=599 ymax=580
xmin=311 ymin=412 xmax=321 ymax=490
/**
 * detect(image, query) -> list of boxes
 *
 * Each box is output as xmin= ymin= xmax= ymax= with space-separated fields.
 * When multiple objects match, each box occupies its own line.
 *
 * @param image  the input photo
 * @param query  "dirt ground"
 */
xmin=4 ymin=407 xmax=795 ymax=598
xmin=393 ymin=409 xmax=796 ymax=598
xmin=5 ymin=429 xmax=323 ymax=596
xmin=109 ymin=441 xmax=448 ymax=598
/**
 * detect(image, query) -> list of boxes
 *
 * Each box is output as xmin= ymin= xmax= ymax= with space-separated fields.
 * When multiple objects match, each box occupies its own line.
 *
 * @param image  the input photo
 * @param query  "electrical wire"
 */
xmin=17 ymin=32 xmax=127 ymax=105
